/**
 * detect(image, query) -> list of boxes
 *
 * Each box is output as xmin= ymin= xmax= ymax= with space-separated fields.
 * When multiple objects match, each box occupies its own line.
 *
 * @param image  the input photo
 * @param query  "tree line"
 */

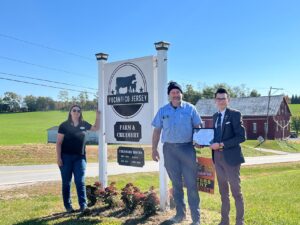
xmin=1 ymin=83 xmax=298 ymax=113
xmin=0 ymin=91 xmax=97 ymax=113
xmin=291 ymin=95 xmax=300 ymax=104
xmin=182 ymin=83 xmax=261 ymax=105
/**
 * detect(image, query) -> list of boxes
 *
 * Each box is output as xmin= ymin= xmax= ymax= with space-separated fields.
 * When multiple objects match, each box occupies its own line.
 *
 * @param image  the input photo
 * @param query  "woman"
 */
xmin=56 ymin=104 xmax=100 ymax=213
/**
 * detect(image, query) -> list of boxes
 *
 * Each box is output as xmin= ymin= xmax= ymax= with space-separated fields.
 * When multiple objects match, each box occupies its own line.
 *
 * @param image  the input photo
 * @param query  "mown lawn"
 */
xmin=0 ymin=163 xmax=299 ymax=225
xmin=289 ymin=104 xmax=300 ymax=116
xmin=1 ymin=110 xmax=300 ymax=151
xmin=244 ymin=140 xmax=300 ymax=153
xmin=0 ymin=111 xmax=96 ymax=145
xmin=0 ymin=143 xmax=273 ymax=166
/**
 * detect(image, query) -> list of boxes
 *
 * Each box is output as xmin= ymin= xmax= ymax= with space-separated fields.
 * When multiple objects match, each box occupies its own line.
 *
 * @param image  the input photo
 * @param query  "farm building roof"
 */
xmin=195 ymin=95 xmax=289 ymax=117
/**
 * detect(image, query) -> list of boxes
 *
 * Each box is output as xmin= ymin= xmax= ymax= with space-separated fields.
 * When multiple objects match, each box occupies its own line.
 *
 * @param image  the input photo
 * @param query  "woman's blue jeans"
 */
xmin=59 ymin=153 xmax=87 ymax=210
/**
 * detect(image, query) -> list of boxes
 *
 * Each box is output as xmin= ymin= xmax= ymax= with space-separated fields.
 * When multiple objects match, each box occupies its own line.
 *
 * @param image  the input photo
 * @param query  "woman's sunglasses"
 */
xmin=72 ymin=109 xmax=81 ymax=113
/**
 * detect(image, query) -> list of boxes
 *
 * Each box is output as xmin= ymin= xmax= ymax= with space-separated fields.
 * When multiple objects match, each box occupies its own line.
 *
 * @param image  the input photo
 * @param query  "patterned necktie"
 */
xmin=215 ymin=113 xmax=222 ymax=142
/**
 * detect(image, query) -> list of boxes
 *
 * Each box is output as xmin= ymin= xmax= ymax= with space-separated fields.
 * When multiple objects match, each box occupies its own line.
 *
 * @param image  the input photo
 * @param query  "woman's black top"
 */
xmin=58 ymin=120 xmax=92 ymax=155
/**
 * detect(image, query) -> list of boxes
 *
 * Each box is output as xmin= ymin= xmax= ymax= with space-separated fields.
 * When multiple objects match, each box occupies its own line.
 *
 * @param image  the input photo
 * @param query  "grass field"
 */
xmin=0 ymin=162 xmax=299 ymax=225
xmin=0 ymin=143 xmax=274 ymax=166
xmin=289 ymin=104 xmax=300 ymax=116
xmin=243 ymin=139 xmax=300 ymax=153
xmin=0 ymin=111 xmax=96 ymax=145
xmin=1 ymin=108 xmax=300 ymax=146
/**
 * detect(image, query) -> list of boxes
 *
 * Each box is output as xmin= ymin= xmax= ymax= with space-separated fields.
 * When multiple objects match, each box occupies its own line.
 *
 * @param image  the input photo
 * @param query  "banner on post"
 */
xmin=197 ymin=157 xmax=215 ymax=194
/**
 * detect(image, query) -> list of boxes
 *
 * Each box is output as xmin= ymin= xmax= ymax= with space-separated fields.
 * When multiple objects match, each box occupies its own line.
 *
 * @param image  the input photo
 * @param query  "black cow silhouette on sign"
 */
xmin=115 ymin=74 xmax=136 ymax=94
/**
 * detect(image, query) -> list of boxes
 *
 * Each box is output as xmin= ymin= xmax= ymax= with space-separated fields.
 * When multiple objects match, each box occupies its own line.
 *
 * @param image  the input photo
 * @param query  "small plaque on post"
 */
xmin=117 ymin=146 xmax=144 ymax=167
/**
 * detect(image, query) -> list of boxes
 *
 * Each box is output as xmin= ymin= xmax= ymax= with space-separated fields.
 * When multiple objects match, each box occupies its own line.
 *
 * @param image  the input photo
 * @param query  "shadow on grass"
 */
xmin=12 ymin=207 xmax=173 ymax=225
xmin=108 ymin=208 xmax=131 ymax=218
xmin=122 ymin=214 xmax=152 ymax=225
xmin=122 ymin=214 xmax=175 ymax=225
xmin=12 ymin=210 xmax=103 ymax=225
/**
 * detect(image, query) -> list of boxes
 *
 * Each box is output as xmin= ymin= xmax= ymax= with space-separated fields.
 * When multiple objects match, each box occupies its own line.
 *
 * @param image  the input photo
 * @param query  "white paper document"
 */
xmin=193 ymin=128 xmax=214 ymax=146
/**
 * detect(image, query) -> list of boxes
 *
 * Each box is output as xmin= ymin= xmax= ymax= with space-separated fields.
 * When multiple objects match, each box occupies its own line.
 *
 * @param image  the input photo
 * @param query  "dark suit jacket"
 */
xmin=212 ymin=107 xmax=246 ymax=166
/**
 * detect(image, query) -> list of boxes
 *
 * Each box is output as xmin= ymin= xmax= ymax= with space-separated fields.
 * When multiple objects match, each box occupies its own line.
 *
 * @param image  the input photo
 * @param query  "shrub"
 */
xmin=121 ymin=183 xmax=145 ymax=212
xmin=87 ymin=181 xmax=160 ymax=215
xmin=86 ymin=181 xmax=105 ymax=207
xmin=103 ymin=181 xmax=119 ymax=208
xmin=142 ymin=186 xmax=160 ymax=216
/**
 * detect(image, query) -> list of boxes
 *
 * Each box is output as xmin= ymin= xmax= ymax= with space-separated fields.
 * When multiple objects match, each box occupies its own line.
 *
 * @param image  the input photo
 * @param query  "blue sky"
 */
xmin=0 ymin=0 xmax=299 ymax=100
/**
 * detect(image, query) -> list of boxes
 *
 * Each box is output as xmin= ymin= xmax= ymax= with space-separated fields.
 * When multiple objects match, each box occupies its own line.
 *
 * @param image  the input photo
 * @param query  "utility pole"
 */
xmin=265 ymin=87 xmax=284 ymax=140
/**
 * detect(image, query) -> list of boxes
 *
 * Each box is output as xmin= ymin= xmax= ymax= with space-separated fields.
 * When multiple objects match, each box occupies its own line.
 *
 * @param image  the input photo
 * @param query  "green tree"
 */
xmin=231 ymin=84 xmax=248 ymax=97
xmin=250 ymin=89 xmax=261 ymax=97
xmin=2 ymin=92 xmax=22 ymax=112
xmin=24 ymin=95 xmax=37 ymax=111
xmin=183 ymin=84 xmax=202 ymax=105
xmin=291 ymin=116 xmax=300 ymax=137
xmin=71 ymin=96 xmax=78 ymax=104
xmin=36 ymin=97 xmax=48 ymax=111
xmin=36 ymin=97 xmax=55 ymax=111
xmin=58 ymin=90 xmax=69 ymax=110
xmin=202 ymin=86 xmax=215 ymax=99
xmin=78 ymin=91 xmax=89 ymax=109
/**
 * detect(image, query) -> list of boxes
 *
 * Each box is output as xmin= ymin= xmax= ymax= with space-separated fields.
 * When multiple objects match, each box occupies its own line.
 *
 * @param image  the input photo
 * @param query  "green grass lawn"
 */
xmin=244 ymin=140 xmax=300 ymax=153
xmin=0 ymin=143 xmax=273 ymax=166
xmin=0 ymin=163 xmax=299 ymax=225
xmin=196 ymin=143 xmax=276 ymax=158
xmin=0 ymin=111 xmax=96 ymax=145
xmin=289 ymin=104 xmax=300 ymax=116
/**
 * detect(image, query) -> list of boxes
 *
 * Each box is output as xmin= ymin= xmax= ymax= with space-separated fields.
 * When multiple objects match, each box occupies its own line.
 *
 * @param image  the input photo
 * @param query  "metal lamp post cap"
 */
xmin=95 ymin=53 xmax=109 ymax=61
xmin=154 ymin=41 xmax=170 ymax=50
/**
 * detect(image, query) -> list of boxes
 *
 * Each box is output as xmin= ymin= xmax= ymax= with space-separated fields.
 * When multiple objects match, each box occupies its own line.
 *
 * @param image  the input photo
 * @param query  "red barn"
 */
xmin=195 ymin=95 xmax=292 ymax=140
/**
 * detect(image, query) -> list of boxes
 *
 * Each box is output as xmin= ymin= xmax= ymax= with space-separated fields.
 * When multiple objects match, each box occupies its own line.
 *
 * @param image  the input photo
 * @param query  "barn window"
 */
xmin=253 ymin=123 xmax=257 ymax=133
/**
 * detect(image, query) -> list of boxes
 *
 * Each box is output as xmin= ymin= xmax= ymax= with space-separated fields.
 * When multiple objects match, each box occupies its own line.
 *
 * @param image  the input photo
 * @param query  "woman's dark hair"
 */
xmin=214 ymin=88 xmax=229 ymax=98
xmin=68 ymin=104 xmax=83 ymax=123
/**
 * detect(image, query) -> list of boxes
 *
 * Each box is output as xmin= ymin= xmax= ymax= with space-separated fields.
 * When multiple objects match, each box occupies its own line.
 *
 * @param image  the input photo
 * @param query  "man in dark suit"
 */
xmin=210 ymin=88 xmax=246 ymax=225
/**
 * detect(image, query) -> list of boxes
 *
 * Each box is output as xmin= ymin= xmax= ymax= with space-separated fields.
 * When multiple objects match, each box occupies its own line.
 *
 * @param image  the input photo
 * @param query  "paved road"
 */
xmin=1 ymin=153 xmax=300 ymax=189
xmin=0 ymin=161 xmax=159 ymax=188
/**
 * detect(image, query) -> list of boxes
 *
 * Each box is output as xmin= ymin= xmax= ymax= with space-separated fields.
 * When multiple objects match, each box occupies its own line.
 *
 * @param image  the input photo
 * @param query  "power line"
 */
xmin=0 ymin=55 xmax=97 ymax=79
xmin=0 ymin=33 xmax=94 ymax=61
xmin=0 ymin=76 xmax=96 ymax=95
xmin=0 ymin=72 xmax=97 ymax=91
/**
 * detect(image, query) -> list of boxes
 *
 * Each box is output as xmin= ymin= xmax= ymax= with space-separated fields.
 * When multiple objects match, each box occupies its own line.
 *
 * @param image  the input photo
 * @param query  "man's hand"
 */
xmin=57 ymin=157 xmax=63 ymax=167
xmin=152 ymin=149 xmax=160 ymax=162
xmin=210 ymin=143 xmax=220 ymax=150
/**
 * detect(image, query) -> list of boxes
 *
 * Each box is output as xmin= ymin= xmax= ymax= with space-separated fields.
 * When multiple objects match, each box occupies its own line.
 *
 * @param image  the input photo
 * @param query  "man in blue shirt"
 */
xmin=152 ymin=81 xmax=202 ymax=225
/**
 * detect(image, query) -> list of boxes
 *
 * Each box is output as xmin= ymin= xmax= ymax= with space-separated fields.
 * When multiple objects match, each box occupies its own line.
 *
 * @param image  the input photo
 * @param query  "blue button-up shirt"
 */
xmin=152 ymin=101 xmax=202 ymax=143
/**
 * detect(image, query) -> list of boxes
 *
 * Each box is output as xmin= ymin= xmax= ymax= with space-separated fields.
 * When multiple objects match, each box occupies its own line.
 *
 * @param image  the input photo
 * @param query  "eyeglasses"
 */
xmin=216 ymin=98 xmax=227 ymax=101
xmin=72 ymin=109 xmax=81 ymax=113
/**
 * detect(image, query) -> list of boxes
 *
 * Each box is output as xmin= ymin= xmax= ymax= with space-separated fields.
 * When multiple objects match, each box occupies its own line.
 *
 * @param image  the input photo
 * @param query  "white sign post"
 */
xmin=95 ymin=53 xmax=108 ymax=188
xmin=95 ymin=42 xmax=170 ymax=210
xmin=154 ymin=41 xmax=170 ymax=210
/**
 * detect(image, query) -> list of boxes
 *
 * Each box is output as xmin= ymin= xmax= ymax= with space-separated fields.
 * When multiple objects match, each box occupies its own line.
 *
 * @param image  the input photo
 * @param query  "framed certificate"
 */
xmin=193 ymin=128 xmax=214 ymax=146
